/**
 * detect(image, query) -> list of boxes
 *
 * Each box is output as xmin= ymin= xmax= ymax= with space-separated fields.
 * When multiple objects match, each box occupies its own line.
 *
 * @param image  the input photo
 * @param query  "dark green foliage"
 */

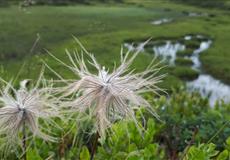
xmin=184 ymin=40 xmax=201 ymax=49
xmin=94 ymin=89 xmax=230 ymax=159
xmin=5 ymin=0 xmax=124 ymax=6
xmin=169 ymin=0 xmax=230 ymax=10
xmin=32 ymin=0 xmax=123 ymax=5
xmin=145 ymin=41 xmax=167 ymax=49
xmin=0 ymin=1 xmax=230 ymax=159
xmin=0 ymin=0 xmax=8 ymax=6
xmin=34 ymin=0 xmax=90 ymax=5
xmin=171 ymin=66 xmax=199 ymax=80
xmin=0 ymin=88 xmax=229 ymax=159
xmin=177 ymin=49 xmax=194 ymax=57
xmin=155 ymin=90 xmax=229 ymax=151
xmin=95 ymin=119 xmax=166 ymax=160
xmin=184 ymin=137 xmax=230 ymax=160
xmin=217 ymin=137 xmax=230 ymax=160
xmin=150 ymin=89 xmax=230 ymax=159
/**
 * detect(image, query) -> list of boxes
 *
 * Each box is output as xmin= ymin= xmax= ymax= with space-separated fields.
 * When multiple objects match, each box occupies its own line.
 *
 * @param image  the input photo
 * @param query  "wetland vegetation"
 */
xmin=0 ymin=0 xmax=230 ymax=159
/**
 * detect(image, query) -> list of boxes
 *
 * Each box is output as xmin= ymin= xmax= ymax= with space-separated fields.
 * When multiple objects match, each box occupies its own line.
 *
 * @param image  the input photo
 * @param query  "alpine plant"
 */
xmin=49 ymin=39 xmax=165 ymax=137
xmin=0 ymin=74 xmax=59 ymax=152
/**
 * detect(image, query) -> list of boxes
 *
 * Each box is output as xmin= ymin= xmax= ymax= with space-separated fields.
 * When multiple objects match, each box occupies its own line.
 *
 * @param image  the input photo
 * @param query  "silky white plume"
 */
xmin=48 ymin=39 xmax=165 ymax=137
xmin=0 ymin=75 xmax=60 ymax=151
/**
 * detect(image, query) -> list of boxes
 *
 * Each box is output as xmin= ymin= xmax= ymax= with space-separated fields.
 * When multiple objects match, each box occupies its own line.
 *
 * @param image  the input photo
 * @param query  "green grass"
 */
xmin=0 ymin=5 xmax=164 ymax=60
xmin=0 ymin=1 xmax=230 ymax=159
xmin=170 ymin=66 xmax=199 ymax=80
xmin=183 ymin=39 xmax=201 ymax=49
xmin=177 ymin=48 xmax=194 ymax=57
xmin=0 ymin=0 xmax=230 ymax=90
xmin=0 ymin=3 xmax=185 ymax=89
xmin=175 ymin=57 xmax=193 ymax=66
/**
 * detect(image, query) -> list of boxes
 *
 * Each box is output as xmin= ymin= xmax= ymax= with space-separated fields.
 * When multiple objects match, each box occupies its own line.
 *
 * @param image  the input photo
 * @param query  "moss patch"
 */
xmin=177 ymin=48 xmax=194 ymax=57
xmin=171 ymin=66 xmax=199 ymax=81
xmin=175 ymin=58 xmax=193 ymax=66
xmin=184 ymin=40 xmax=201 ymax=49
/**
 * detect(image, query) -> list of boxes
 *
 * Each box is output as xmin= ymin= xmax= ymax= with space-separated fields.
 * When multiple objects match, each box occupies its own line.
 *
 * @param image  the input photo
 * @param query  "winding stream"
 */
xmin=150 ymin=11 xmax=211 ymax=26
xmin=124 ymin=35 xmax=230 ymax=106
xmin=153 ymin=41 xmax=184 ymax=65
xmin=151 ymin=18 xmax=173 ymax=25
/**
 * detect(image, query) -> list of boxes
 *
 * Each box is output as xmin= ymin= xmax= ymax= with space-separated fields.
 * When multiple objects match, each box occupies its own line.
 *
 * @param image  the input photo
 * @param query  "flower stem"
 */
xmin=207 ymin=121 xmax=229 ymax=144
xmin=22 ymin=120 xmax=27 ymax=160
xmin=90 ymin=132 xmax=99 ymax=160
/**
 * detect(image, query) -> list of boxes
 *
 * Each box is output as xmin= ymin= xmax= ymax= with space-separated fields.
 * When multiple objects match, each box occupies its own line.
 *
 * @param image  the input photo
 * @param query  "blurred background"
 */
xmin=1 ymin=1 xmax=230 ymax=159
xmin=1 ymin=0 xmax=230 ymax=106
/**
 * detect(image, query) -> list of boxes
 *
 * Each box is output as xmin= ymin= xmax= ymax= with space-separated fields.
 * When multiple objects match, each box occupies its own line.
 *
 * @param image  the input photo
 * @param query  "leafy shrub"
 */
xmin=0 ymin=87 xmax=230 ymax=159
xmin=183 ymin=143 xmax=219 ymax=160
xmin=152 ymin=89 xmax=230 ymax=159
xmin=216 ymin=137 xmax=230 ymax=160
xmin=95 ymin=119 xmax=165 ymax=160
xmin=183 ymin=136 xmax=230 ymax=160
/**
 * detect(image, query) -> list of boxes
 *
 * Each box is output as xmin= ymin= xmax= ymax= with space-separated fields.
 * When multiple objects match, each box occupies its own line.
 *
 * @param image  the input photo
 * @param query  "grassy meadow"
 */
xmin=1 ymin=0 xmax=230 ymax=88
xmin=0 ymin=0 xmax=230 ymax=159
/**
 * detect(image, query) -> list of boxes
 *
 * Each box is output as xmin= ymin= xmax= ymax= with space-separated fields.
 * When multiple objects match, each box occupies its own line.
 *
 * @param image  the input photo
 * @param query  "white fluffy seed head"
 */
xmin=0 ymin=75 xmax=60 ymax=151
xmin=49 ymin=38 xmax=165 ymax=137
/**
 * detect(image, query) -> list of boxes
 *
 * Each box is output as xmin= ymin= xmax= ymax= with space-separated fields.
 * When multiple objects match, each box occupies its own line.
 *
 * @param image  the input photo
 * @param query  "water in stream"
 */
xmin=153 ymin=41 xmax=185 ymax=65
xmin=124 ymin=35 xmax=230 ymax=106
xmin=187 ymin=74 xmax=230 ymax=106
xmin=151 ymin=18 xmax=173 ymax=25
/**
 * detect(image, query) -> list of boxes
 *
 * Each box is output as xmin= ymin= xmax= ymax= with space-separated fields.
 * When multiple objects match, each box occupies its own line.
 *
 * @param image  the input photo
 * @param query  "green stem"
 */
xmin=207 ymin=121 xmax=229 ymax=144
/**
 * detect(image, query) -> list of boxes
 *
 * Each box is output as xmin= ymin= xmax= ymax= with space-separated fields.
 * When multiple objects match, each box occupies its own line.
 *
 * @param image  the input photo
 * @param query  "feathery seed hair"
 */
xmin=0 ymin=73 xmax=60 ymax=154
xmin=48 ymin=38 xmax=165 ymax=137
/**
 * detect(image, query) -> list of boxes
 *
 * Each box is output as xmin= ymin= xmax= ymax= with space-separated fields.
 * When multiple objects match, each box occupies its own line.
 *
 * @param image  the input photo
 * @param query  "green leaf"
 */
xmin=114 ymin=152 xmax=128 ymax=159
xmin=128 ymin=143 xmax=138 ymax=152
xmin=80 ymin=146 xmax=90 ymax=160
xmin=217 ymin=150 xmax=229 ymax=160
xmin=226 ymin=137 xmax=230 ymax=147
xmin=126 ymin=150 xmax=141 ymax=160
xmin=27 ymin=149 xmax=43 ymax=160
